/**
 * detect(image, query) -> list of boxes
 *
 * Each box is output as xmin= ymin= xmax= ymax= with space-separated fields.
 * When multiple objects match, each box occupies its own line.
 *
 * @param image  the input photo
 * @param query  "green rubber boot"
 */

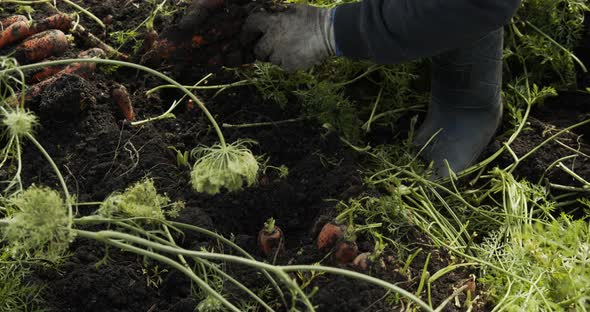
xmin=414 ymin=28 xmax=504 ymax=178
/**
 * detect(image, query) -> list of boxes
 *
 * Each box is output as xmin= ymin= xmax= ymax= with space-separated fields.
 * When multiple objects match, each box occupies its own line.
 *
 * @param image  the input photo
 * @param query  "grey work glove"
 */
xmin=243 ymin=5 xmax=336 ymax=72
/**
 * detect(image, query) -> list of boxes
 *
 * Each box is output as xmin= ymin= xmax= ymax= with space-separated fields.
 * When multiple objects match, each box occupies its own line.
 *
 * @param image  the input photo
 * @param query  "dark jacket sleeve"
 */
xmin=333 ymin=0 xmax=521 ymax=63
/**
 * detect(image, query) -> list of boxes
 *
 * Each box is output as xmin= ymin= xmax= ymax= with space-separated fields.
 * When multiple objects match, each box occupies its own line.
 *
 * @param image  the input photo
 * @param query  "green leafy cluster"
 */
xmin=0 ymin=260 xmax=45 ymax=312
xmin=2 ymin=109 xmax=38 ymax=138
xmin=3 ymin=186 xmax=72 ymax=262
xmin=241 ymin=59 xmax=426 ymax=143
xmin=509 ymin=0 xmax=590 ymax=87
xmin=480 ymin=216 xmax=590 ymax=311
xmin=191 ymin=140 xmax=259 ymax=195
xmin=99 ymin=178 xmax=179 ymax=221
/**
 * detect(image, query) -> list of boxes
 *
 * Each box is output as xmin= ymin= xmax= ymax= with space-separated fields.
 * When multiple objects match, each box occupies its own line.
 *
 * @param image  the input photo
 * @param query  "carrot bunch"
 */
xmin=0 ymin=14 xmax=73 ymax=51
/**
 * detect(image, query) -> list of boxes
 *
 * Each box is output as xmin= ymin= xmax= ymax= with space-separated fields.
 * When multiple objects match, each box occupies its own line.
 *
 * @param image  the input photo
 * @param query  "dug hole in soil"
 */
xmin=1 ymin=0 xmax=589 ymax=311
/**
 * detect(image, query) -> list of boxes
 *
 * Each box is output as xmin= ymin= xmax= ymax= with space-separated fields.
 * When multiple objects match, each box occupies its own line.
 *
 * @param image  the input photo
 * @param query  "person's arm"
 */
xmin=242 ymin=0 xmax=521 ymax=71
xmin=333 ymin=0 xmax=521 ymax=63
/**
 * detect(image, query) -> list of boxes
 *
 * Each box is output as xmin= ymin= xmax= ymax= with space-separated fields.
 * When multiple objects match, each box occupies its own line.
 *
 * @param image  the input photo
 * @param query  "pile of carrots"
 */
xmin=1 ymin=13 xmax=134 ymax=120
xmin=0 ymin=14 xmax=73 ymax=63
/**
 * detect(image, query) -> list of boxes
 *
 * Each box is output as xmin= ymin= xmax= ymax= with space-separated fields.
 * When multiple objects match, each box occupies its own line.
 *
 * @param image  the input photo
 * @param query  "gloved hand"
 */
xmin=243 ymin=5 xmax=336 ymax=72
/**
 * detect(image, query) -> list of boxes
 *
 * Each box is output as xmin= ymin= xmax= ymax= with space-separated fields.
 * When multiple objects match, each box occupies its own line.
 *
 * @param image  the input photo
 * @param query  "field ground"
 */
xmin=1 ymin=0 xmax=589 ymax=311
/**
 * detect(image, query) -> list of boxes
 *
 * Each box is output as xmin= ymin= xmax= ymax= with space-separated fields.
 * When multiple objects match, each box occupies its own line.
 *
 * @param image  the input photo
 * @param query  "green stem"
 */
xmin=148 ymin=80 xmax=252 ymax=94
xmin=76 ymin=230 xmax=241 ymax=312
xmin=505 ymin=118 xmax=590 ymax=171
xmin=74 ymin=216 xmax=288 ymax=307
xmin=163 ymin=225 xmax=275 ymax=311
xmin=363 ymin=86 xmax=383 ymax=133
xmin=85 ymin=229 xmax=433 ymax=311
xmin=0 ymin=0 xmax=50 ymax=3
xmin=25 ymin=133 xmax=73 ymax=229
xmin=222 ymin=117 xmax=307 ymax=129
xmin=525 ymin=21 xmax=587 ymax=73
xmin=60 ymin=0 xmax=106 ymax=28
xmin=1 ymin=58 xmax=227 ymax=147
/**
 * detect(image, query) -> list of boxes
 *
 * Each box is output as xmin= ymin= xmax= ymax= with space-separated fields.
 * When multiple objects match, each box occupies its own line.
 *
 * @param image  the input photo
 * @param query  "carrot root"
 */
xmin=1 ymin=15 xmax=28 ymax=28
xmin=112 ymin=84 xmax=135 ymax=121
xmin=15 ymin=29 xmax=70 ymax=64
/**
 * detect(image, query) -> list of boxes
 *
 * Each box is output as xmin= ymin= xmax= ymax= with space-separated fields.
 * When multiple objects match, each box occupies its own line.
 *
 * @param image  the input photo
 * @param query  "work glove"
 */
xmin=243 ymin=5 xmax=337 ymax=72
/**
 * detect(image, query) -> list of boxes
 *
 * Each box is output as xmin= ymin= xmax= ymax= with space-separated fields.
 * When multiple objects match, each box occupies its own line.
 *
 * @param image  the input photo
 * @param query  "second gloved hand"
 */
xmin=243 ymin=5 xmax=336 ymax=72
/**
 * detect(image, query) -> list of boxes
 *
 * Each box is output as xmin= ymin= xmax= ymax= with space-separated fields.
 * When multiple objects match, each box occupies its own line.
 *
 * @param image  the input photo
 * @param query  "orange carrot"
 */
xmin=15 ymin=30 xmax=69 ymax=64
xmin=258 ymin=218 xmax=284 ymax=256
xmin=333 ymin=240 xmax=358 ymax=265
xmin=29 ymin=13 xmax=73 ymax=34
xmin=316 ymin=222 xmax=346 ymax=251
xmin=0 ymin=14 xmax=73 ymax=50
xmin=112 ymin=84 xmax=135 ymax=121
xmin=29 ymin=48 xmax=105 ymax=82
xmin=1 ymin=15 xmax=28 ymax=28
xmin=60 ymin=48 xmax=105 ymax=78
xmin=0 ymin=20 xmax=32 ymax=49
xmin=30 ymin=66 xmax=65 ymax=83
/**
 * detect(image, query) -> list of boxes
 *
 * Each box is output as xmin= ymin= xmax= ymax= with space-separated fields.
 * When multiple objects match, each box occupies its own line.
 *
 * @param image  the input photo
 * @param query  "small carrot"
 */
xmin=352 ymin=252 xmax=372 ymax=270
xmin=0 ymin=20 xmax=32 ymax=49
xmin=258 ymin=218 xmax=284 ymax=256
xmin=142 ymin=29 xmax=158 ymax=52
xmin=316 ymin=222 xmax=346 ymax=251
xmin=333 ymin=240 xmax=358 ymax=265
xmin=112 ymin=83 xmax=135 ymax=121
xmin=15 ymin=30 xmax=69 ymax=64
xmin=1 ymin=15 xmax=28 ymax=28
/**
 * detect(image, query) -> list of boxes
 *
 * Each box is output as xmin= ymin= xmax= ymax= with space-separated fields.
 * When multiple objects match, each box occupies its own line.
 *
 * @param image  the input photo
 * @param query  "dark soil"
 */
xmin=1 ymin=1 xmax=589 ymax=312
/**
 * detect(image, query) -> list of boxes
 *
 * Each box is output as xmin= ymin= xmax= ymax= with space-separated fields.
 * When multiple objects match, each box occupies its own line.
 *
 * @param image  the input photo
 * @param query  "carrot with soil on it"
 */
xmin=1 ymin=15 xmax=28 ymax=29
xmin=0 ymin=20 xmax=32 ymax=49
xmin=316 ymin=222 xmax=346 ymax=251
xmin=29 ymin=47 xmax=105 ymax=82
xmin=0 ymin=13 xmax=73 ymax=50
xmin=8 ymin=48 xmax=105 ymax=104
xmin=333 ymin=240 xmax=359 ymax=265
xmin=29 ymin=13 xmax=73 ymax=34
xmin=112 ymin=83 xmax=135 ymax=121
xmin=258 ymin=217 xmax=284 ymax=256
xmin=14 ymin=30 xmax=70 ymax=64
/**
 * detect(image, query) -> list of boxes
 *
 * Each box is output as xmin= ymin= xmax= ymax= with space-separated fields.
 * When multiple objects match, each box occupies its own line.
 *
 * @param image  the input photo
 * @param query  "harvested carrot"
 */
xmin=316 ymin=222 xmax=346 ymax=251
xmin=112 ymin=84 xmax=135 ymax=121
xmin=15 ymin=30 xmax=69 ymax=64
xmin=30 ymin=48 xmax=105 ymax=83
xmin=61 ymin=48 xmax=105 ymax=78
xmin=0 ymin=13 xmax=73 ymax=50
xmin=30 ymin=66 xmax=65 ymax=83
xmin=352 ymin=252 xmax=371 ymax=270
xmin=258 ymin=218 xmax=284 ymax=256
xmin=0 ymin=20 xmax=32 ymax=49
xmin=1 ymin=15 xmax=27 ymax=28
xmin=29 ymin=13 xmax=73 ymax=34
xmin=333 ymin=240 xmax=358 ymax=265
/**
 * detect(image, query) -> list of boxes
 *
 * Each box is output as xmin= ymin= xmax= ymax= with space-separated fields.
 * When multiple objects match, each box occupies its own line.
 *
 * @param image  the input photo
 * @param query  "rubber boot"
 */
xmin=414 ymin=28 xmax=504 ymax=178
